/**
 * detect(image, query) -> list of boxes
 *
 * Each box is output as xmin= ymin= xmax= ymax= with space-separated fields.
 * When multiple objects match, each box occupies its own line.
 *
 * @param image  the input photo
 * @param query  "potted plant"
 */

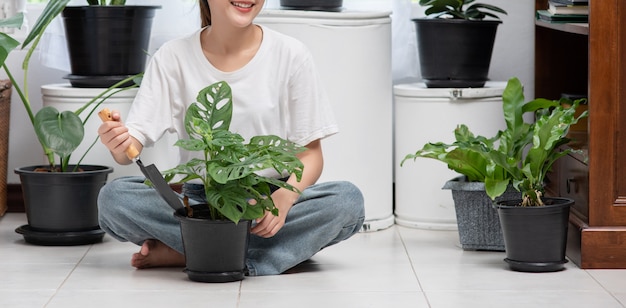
xmin=403 ymin=77 xmax=588 ymax=271
xmin=0 ymin=2 xmax=140 ymax=245
xmin=161 ymin=81 xmax=305 ymax=283
xmin=401 ymin=90 xmax=520 ymax=251
xmin=486 ymin=79 xmax=587 ymax=272
xmin=61 ymin=0 xmax=160 ymax=88
xmin=414 ymin=0 xmax=507 ymax=88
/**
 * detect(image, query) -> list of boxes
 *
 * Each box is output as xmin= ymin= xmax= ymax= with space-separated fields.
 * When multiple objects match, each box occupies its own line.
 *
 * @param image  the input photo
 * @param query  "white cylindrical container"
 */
xmin=394 ymin=82 xmax=507 ymax=230
xmin=41 ymin=84 xmax=178 ymax=180
xmin=256 ymin=10 xmax=394 ymax=232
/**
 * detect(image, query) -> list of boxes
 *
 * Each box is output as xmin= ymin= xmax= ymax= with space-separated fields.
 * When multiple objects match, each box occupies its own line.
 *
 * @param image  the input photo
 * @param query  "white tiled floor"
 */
xmin=2 ymin=212 xmax=625 ymax=308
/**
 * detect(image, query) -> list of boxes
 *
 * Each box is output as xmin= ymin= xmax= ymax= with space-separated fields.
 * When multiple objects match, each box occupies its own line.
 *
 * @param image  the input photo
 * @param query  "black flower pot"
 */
xmin=61 ymin=6 xmax=160 ymax=88
xmin=496 ymin=197 xmax=572 ymax=272
xmin=176 ymin=207 xmax=251 ymax=283
xmin=14 ymin=165 xmax=113 ymax=245
xmin=280 ymin=0 xmax=343 ymax=11
xmin=413 ymin=18 xmax=501 ymax=88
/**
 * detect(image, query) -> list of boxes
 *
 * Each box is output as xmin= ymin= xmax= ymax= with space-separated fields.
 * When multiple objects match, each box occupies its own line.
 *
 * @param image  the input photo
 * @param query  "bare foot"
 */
xmin=131 ymin=239 xmax=186 ymax=269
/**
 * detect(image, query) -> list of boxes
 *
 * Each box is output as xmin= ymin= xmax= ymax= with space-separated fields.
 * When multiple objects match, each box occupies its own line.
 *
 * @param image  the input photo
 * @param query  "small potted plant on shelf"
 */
xmin=414 ymin=0 xmax=507 ymax=88
xmin=62 ymin=0 xmax=160 ymax=88
xmin=403 ymin=77 xmax=588 ymax=272
xmin=0 ymin=2 xmax=141 ymax=245
xmin=161 ymin=81 xmax=305 ymax=283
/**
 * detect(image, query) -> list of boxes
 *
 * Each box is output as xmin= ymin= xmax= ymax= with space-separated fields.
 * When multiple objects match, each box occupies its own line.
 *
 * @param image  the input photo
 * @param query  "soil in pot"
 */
xmin=176 ymin=205 xmax=251 ymax=283
xmin=496 ymin=198 xmax=572 ymax=272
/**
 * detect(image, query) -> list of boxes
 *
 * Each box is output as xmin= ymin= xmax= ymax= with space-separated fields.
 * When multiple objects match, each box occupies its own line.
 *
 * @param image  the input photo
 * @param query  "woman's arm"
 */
xmin=250 ymin=139 xmax=323 ymax=238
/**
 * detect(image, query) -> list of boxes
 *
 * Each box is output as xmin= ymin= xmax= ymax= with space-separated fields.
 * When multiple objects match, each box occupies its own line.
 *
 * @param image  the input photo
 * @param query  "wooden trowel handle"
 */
xmin=98 ymin=108 xmax=140 ymax=160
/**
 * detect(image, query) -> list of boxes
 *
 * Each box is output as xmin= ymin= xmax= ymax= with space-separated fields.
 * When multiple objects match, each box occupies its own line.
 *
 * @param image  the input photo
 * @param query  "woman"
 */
xmin=96 ymin=0 xmax=365 ymax=276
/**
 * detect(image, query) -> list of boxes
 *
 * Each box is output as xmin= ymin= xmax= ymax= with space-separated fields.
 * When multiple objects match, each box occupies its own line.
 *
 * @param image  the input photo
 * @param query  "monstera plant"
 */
xmin=1 ymin=0 xmax=141 ymax=245
xmin=161 ymin=81 xmax=305 ymax=282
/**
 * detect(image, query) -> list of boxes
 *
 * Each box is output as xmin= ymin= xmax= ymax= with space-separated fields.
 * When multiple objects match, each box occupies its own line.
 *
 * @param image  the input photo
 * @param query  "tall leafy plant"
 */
xmin=402 ymin=77 xmax=588 ymax=206
xmin=0 ymin=0 xmax=140 ymax=172
xmin=163 ymin=81 xmax=305 ymax=223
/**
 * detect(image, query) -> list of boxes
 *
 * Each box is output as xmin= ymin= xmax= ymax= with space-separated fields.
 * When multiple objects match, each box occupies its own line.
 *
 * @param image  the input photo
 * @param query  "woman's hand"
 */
xmin=250 ymin=139 xmax=324 ymax=238
xmin=97 ymin=110 xmax=142 ymax=165
xmin=250 ymin=189 xmax=298 ymax=238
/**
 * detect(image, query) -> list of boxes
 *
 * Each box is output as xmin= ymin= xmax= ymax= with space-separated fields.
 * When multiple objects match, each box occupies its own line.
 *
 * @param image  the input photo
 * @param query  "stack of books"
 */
xmin=537 ymin=0 xmax=589 ymax=23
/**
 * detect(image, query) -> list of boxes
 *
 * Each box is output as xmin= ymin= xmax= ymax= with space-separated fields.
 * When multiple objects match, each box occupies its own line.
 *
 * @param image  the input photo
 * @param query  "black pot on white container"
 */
xmin=280 ymin=0 xmax=343 ymax=11
xmin=413 ymin=18 xmax=501 ymax=88
xmin=61 ymin=5 xmax=160 ymax=88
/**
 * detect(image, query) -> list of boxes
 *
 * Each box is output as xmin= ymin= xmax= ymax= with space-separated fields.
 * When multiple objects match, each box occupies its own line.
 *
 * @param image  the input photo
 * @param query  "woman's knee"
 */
xmin=311 ymin=181 xmax=365 ymax=220
xmin=97 ymin=176 xmax=142 ymax=217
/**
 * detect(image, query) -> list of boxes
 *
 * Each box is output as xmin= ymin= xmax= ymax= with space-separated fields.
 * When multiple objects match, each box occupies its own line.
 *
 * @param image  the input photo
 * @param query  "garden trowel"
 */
xmin=98 ymin=108 xmax=185 ymax=214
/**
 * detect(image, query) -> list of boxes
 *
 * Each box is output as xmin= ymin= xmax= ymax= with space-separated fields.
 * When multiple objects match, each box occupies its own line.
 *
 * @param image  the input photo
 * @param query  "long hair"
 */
xmin=200 ymin=0 xmax=211 ymax=27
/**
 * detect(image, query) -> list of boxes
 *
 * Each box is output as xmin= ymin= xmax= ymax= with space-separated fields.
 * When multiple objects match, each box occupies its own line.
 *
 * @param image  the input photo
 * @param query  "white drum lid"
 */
xmin=394 ymin=81 xmax=507 ymax=100
xmin=41 ymin=83 xmax=138 ymax=99
xmin=256 ymin=9 xmax=391 ymax=26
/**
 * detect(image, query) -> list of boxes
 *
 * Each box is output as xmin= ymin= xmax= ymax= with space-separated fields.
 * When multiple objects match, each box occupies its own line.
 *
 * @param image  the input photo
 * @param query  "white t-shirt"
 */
xmin=125 ymin=25 xmax=338 ymax=175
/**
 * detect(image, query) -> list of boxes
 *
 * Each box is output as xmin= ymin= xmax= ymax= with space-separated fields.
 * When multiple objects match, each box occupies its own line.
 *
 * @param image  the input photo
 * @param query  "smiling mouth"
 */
xmin=231 ymin=2 xmax=254 ymax=9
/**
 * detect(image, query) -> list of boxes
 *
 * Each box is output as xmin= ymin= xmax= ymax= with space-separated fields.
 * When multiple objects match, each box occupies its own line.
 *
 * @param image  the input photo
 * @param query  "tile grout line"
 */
xmin=583 ymin=270 xmax=626 ymax=308
xmin=395 ymin=226 xmax=433 ymax=308
xmin=42 ymin=244 xmax=93 ymax=308
xmin=236 ymin=280 xmax=243 ymax=308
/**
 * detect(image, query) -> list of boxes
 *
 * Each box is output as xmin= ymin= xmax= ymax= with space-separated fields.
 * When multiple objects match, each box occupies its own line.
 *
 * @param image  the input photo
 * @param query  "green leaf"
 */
xmin=23 ymin=0 xmax=71 ymax=48
xmin=0 ymin=13 xmax=24 ymax=28
xmin=190 ymin=81 xmax=233 ymax=134
xmin=0 ymin=33 xmax=20 ymax=67
xmin=34 ymin=106 xmax=84 ymax=159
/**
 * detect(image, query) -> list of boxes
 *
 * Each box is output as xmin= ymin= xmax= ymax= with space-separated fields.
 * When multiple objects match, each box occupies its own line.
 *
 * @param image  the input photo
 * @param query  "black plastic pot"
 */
xmin=15 ymin=165 xmax=112 ymax=231
xmin=413 ymin=18 xmax=501 ymax=88
xmin=496 ymin=198 xmax=573 ymax=272
xmin=61 ymin=6 xmax=160 ymax=88
xmin=14 ymin=165 xmax=112 ymax=245
xmin=176 ymin=207 xmax=251 ymax=283
xmin=280 ymin=0 xmax=343 ymax=11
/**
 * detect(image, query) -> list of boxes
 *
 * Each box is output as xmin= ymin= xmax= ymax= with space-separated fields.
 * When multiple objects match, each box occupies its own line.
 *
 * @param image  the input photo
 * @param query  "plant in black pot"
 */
xmin=161 ymin=81 xmax=305 ymax=283
xmin=62 ymin=0 xmax=161 ymax=88
xmin=414 ymin=0 xmax=507 ymax=88
xmin=486 ymin=78 xmax=588 ymax=273
xmin=0 ymin=2 xmax=140 ymax=245
xmin=403 ymin=77 xmax=588 ymax=271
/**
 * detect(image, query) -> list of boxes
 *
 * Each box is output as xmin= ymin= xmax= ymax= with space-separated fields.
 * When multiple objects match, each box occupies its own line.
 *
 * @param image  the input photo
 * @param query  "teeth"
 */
xmin=232 ymin=2 xmax=253 ymax=8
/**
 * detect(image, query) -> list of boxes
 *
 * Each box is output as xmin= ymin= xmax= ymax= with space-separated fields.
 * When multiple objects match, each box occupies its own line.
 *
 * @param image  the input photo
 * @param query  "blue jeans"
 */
xmin=97 ymin=176 xmax=365 ymax=276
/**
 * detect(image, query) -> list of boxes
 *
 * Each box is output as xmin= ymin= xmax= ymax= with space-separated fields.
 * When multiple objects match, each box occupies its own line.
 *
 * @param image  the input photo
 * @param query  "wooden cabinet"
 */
xmin=536 ymin=0 xmax=626 ymax=268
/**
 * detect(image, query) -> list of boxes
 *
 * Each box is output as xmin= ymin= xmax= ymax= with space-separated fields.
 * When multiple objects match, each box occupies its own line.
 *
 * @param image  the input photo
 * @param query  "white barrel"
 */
xmin=256 ymin=10 xmax=394 ymax=232
xmin=394 ymin=82 xmax=507 ymax=230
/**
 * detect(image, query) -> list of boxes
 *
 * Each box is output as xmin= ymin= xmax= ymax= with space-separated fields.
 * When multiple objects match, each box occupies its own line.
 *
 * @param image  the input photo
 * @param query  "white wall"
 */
xmin=3 ymin=0 xmax=534 ymax=183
